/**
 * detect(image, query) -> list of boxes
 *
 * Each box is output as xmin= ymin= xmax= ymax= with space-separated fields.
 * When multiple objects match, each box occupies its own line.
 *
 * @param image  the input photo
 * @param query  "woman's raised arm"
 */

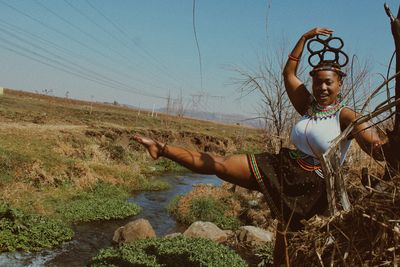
xmin=283 ymin=27 xmax=333 ymax=115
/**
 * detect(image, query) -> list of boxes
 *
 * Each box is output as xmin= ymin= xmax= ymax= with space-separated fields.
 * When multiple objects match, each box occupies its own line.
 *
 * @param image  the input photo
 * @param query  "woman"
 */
xmin=133 ymin=28 xmax=389 ymax=264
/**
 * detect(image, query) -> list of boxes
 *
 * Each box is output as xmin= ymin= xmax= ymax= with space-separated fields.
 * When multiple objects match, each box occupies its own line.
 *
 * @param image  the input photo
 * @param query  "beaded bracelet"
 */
xmin=288 ymin=54 xmax=300 ymax=62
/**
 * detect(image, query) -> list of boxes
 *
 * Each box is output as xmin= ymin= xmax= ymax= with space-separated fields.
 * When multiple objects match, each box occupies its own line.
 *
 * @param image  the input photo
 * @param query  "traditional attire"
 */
xmin=247 ymin=101 xmax=352 ymax=230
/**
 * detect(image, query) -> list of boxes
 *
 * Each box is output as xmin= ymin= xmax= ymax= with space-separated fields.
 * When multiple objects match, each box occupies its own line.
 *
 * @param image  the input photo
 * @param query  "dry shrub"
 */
xmin=25 ymin=160 xmax=54 ymax=185
xmin=289 ymin=175 xmax=400 ymax=266
xmin=175 ymin=184 xmax=242 ymax=219
xmin=1 ymin=182 xmax=36 ymax=206
xmin=69 ymin=162 xmax=98 ymax=189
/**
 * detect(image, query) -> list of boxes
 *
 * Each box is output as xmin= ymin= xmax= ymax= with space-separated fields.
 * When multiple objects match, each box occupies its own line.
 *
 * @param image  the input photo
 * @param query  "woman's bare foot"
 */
xmin=133 ymin=134 xmax=165 ymax=159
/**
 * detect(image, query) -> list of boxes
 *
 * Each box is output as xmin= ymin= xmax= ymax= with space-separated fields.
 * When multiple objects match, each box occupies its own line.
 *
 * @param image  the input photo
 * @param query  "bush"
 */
xmin=0 ymin=201 xmax=73 ymax=252
xmin=89 ymin=236 xmax=248 ymax=267
xmin=56 ymin=182 xmax=141 ymax=222
xmin=255 ymin=243 xmax=274 ymax=266
xmin=167 ymin=193 xmax=241 ymax=230
xmin=189 ymin=197 xmax=240 ymax=230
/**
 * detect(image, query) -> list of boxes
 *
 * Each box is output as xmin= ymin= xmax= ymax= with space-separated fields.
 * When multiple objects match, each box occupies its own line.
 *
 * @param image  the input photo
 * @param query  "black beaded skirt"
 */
xmin=247 ymin=148 xmax=328 ymax=231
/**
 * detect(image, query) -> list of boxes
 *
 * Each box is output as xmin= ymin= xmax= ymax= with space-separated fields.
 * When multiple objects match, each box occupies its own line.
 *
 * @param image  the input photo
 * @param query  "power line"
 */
xmin=192 ymin=0 xmax=203 ymax=89
xmin=65 ymin=0 xmax=190 ymax=91
xmin=0 ymin=18 xmax=166 ymax=92
xmin=0 ymin=0 xmax=179 ymax=95
xmin=36 ymin=0 xmax=176 ymax=90
xmin=84 ymin=0 xmax=201 ymax=92
xmin=0 ymin=32 xmax=167 ymax=100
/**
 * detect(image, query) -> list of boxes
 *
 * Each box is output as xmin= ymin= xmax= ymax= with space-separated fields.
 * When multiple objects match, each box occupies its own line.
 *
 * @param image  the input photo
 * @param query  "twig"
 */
xmin=362 ymin=213 xmax=400 ymax=236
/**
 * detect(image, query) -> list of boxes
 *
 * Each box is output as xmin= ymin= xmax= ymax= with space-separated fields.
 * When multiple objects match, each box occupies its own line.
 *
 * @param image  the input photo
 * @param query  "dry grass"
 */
xmin=174 ymin=184 xmax=242 ymax=219
xmin=0 ymin=88 xmax=264 ymax=216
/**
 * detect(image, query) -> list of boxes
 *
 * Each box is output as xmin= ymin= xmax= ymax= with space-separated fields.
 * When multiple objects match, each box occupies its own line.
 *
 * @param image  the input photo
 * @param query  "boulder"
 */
xmin=183 ymin=221 xmax=227 ymax=243
xmin=237 ymin=225 xmax=274 ymax=246
xmin=113 ymin=218 xmax=156 ymax=244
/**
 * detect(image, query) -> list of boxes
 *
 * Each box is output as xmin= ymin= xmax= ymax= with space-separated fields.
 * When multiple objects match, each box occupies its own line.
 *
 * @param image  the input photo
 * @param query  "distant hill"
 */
xmin=156 ymin=108 xmax=264 ymax=128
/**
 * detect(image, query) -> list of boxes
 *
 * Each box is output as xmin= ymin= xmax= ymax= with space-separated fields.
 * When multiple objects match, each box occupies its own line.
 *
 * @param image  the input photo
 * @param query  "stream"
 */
xmin=0 ymin=173 xmax=222 ymax=267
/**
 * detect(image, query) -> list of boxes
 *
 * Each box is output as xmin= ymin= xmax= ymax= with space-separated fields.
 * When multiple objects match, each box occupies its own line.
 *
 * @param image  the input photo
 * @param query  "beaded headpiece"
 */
xmin=307 ymin=34 xmax=349 ymax=77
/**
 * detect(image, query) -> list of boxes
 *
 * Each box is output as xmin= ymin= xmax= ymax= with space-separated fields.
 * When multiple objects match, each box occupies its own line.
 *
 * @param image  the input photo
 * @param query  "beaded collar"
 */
xmin=306 ymin=100 xmax=345 ymax=119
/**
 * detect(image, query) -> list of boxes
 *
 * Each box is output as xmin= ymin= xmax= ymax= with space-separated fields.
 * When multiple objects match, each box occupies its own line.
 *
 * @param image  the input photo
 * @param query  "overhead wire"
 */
xmin=0 ymin=34 xmax=166 ymax=100
xmin=65 ymin=0 xmax=192 ymax=91
xmin=84 ymin=0 xmax=181 ymax=79
xmin=0 ymin=0 xmax=228 ymax=109
xmin=192 ymin=0 xmax=203 ymax=89
xmin=0 ymin=18 xmax=166 ymax=92
xmin=31 ymin=0 xmax=171 ymax=92
xmin=0 ymin=0 xmax=183 ymax=100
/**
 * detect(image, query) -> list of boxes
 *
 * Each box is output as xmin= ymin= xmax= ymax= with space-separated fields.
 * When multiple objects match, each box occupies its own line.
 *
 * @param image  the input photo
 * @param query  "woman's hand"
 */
xmin=303 ymin=27 xmax=333 ymax=40
xmin=132 ymin=134 xmax=165 ymax=160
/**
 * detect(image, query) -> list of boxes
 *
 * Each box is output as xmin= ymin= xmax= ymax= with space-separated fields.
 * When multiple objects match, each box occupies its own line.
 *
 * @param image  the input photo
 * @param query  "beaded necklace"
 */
xmin=306 ymin=99 xmax=345 ymax=119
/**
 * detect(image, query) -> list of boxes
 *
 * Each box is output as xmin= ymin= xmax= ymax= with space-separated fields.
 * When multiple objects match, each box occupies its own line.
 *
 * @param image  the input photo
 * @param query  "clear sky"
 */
xmin=0 ymin=0 xmax=398 ymax=116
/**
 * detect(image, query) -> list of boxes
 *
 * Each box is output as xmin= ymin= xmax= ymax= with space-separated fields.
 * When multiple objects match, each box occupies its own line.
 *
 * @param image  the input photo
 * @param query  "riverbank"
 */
xmin=0 ymin=89 xmax=265 ymax=253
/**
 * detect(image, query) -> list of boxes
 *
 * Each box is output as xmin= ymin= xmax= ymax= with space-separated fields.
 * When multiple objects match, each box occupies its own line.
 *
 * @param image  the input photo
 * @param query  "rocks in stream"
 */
xmin=112 ymin=218 xmax=156 ymax=244
xmin=113 ymin=219 xmax=274 ymax=249
xmin=182 ymin=221 xmax=228 ymax=243
xmin=237 ymin=225 xmax=274 ymax=246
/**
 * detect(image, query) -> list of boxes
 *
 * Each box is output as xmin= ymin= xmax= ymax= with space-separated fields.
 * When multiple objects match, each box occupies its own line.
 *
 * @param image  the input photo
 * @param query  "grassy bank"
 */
xmin=0 ymin=89 xmax=264 ymax=251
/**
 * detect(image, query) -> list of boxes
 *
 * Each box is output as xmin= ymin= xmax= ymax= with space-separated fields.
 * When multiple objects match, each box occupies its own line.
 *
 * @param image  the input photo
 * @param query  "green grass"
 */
xmin=53 ymin=182 xmax=141 ymax=222
xmin=168 ymin=195 xmax=241 ymax=230
xmin=0 ymin=89 xmax=264 ymax=253
xmin=0 ymin=201 xmax=73 ymax=252
xmin=89 ymin=236 xmax=248 ymax=267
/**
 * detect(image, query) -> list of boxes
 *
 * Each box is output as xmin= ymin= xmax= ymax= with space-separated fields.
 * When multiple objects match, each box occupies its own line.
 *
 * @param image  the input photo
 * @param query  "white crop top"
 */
xmin=290 ymin=108 xmax=352 ymax=164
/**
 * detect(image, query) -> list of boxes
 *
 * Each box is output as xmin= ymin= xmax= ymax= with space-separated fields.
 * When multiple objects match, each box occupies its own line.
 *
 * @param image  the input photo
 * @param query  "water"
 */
xmin=0 ymin=173 xmax=221 ymax=267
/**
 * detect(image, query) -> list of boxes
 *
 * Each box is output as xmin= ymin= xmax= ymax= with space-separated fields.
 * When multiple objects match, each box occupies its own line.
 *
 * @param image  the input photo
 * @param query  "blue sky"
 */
xmin=0 ymin=0 xmax=398 ymax=116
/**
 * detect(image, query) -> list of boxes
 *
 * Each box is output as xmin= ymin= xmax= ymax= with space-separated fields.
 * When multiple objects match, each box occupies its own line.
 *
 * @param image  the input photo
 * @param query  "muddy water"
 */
xmin=0 ymin=173 xmax=221 ymax=267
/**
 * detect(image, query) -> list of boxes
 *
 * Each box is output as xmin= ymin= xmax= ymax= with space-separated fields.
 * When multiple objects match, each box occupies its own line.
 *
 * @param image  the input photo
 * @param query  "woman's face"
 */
xmin=312 ymin=70 xmax=342 ymax=106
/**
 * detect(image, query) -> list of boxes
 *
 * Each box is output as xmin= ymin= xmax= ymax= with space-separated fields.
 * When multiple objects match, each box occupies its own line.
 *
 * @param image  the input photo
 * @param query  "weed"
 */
xmin=55 ymin=182 xmax=141 ymax=222
xmin=0 ymin=201 xmax=73 ymax=252
xmin=168 ymin=195 xmax=241 ymax=230
xmin=89 ymin=236 xmax=248 ymax=267
xmin=255 ymin=243 xmax=274 ymax=266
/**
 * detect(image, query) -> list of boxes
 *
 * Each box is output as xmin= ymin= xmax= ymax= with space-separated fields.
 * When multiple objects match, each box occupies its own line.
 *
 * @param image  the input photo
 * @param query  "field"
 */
xmin=0 ymin=88 xmax=264 ymax=219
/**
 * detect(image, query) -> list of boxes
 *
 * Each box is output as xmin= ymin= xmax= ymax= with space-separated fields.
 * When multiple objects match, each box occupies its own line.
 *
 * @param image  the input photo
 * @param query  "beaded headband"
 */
xmin=307 ymin=34 xmax=349 ymax=77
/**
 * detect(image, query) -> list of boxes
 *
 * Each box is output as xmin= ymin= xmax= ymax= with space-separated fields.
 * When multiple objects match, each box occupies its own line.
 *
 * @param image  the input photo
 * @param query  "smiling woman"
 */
xmin=133 ymin=27 xmax=395 ymax=265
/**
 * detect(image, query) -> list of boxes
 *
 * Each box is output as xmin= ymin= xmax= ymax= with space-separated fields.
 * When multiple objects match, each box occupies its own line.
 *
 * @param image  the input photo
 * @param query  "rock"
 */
xmin=246 ymin=209 xmax=267 ymax=226
xmin=113 ymin=218 xmax=156 ymax=244
xmin=222 ymin=230 xmax=234 ymax=237
xmin=237 ymin=225 xmax=274 ymax=246
xmin=183 ymin=221 xmax=227 ymax=243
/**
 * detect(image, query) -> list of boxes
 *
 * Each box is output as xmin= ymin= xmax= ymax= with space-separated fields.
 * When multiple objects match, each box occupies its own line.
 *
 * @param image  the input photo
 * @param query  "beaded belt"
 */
xmin=289 ymin=150 xmax=324 ymax=178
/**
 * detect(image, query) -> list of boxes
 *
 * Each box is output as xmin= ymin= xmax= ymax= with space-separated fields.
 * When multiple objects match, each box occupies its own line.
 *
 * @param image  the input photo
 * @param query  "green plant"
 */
xmin=0 ymin=201 xmax=73 ymax=252
xmin=152 ymin=158 xmax=188 ymax=173
xmin=89 ymin=236 xmax=248 ymax=267
xmin=255 ymin=243 xmax=274 ymax=267
xmin=189 ymin=197 xmax=240 ymax=230
xmin=55 ymin=182 xmax=141 ymax=222
xmin=168 ymin=196 xmax=241 ymax=230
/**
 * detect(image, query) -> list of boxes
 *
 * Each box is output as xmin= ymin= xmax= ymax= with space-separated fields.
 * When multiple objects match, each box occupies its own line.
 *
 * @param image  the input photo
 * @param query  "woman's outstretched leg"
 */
xmin=133 ymin=134 xmax=258 ymax=190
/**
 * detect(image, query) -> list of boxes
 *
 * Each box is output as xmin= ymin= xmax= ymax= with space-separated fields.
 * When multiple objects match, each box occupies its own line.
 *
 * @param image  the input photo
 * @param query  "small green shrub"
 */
xmin=56 ymin=182 xmax=141 ymax=222
xmin=0 ymin=201 xmax=73 ymax=252
xmin=189 ymin=197 xmax=240 ymax=230
xmin=152 ymin=158 xmax=188 ymax=173
xmin=255 ymin=243 xmax=274 ymax=266
xmin=89 ymin=236 xmax=248 ymax=267
xmin=168 ymin=196 xmax=240 ymax=230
